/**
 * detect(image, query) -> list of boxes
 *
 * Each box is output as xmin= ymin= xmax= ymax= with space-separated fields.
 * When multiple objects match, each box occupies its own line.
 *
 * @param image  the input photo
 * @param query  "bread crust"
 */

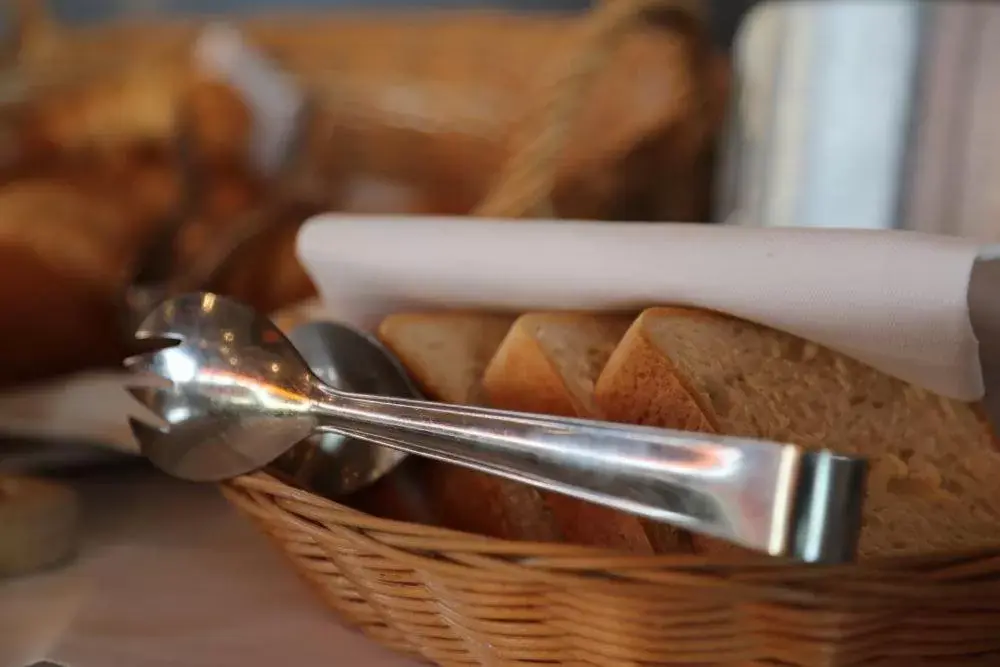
xmin=596 ymin=308 xmax=794 ymax=558
xmin=483 ymin=316 xmax=582 ymax=418
xmin=600 ymin=306 xmax=1000 ymax=559
xmin=484 ymin=313 xmax=658 ymax=554
xmin=377 ymin=313 xmax=561 ymax=542
xmin=596 ymin=308 xmax=717 ymax=434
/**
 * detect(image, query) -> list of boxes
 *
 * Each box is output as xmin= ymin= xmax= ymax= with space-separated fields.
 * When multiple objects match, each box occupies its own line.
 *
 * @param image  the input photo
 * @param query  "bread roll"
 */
xmin=26 ymin=63 xmax=191 ymax=153
xmin=183 ymin=79 xmax=252 ymax=166
xmin=0 ymin=180 xmax=133 ymax=288
xmin=0 ymin=180 xmax=138 ymax=387
xmin=377 ymin=313 xmax=561 ymax=542
xmin=0 ymin=475 xmax=79 ymax=577
xmin=483 ymin=313 xmax=666 ymax=554
xmin=594 ymin=307 xmax=1000 ymax=558
xmin=0 ymin=161 xmax=316 ymax=388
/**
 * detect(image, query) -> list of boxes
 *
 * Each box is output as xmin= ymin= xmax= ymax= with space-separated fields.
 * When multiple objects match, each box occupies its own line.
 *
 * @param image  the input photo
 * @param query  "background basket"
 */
xmin=223 ymin=473 xmax=1000 ymax=667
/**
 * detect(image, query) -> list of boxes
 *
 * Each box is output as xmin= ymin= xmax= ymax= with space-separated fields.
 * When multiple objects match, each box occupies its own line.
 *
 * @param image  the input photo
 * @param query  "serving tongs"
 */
xmin=125 ymin=292 xmax=869 ymax=564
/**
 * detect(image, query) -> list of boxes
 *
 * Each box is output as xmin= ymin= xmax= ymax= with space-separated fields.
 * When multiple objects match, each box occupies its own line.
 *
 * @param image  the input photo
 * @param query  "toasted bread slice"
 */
xmin=483 ymin=313 xmax=681 ymax=554
xmin=595 ymin=307 xmax=1000 ymax=558
xmin=377 ymin=312 xmax=560 ymax=542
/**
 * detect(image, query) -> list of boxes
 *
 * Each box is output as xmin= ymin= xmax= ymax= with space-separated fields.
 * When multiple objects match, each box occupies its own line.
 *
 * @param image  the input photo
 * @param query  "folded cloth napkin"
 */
xmin=297 ymin=217 xmax=996 ymax=405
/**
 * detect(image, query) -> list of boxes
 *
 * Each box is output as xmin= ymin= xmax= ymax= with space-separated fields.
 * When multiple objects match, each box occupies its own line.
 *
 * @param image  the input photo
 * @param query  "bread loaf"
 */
xmin=377 ymin=313 xmax=560 ymax=542
xmin=482 ymin=313 xmax=664 ymax=553
xmin=18 ymin=56 xmax=250 ymax=163
xmin=365 ymin=306 xmax=1000 ymax=560
xmin=594 ymin=307 xmax=1000 ymax=558
xmin=0 ymin=180 xmax=140 ymax=387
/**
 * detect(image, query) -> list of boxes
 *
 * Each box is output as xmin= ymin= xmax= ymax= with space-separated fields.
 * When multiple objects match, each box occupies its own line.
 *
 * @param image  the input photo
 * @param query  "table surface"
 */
xmin=0 ymin=466 xmax=417 ymax=667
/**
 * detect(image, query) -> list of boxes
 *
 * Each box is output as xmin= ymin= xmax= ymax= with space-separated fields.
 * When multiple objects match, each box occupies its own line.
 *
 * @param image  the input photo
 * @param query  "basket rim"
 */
xmin=223 ymin=472 xmax=1000 ymax=608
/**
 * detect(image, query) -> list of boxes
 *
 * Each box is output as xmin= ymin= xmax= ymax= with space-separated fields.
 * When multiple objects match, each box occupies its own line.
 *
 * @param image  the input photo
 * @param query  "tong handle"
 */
xmin=313 ymin=388 xmax=867 ymax=562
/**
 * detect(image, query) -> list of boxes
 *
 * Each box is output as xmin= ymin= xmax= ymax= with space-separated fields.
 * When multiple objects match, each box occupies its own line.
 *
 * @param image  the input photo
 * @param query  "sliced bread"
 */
xmin=377 ymin=312 xmax=560 ymax=542
xmin=483 ymin=312 xmax=682 ymax=554
xmin=594 ymin=306 xmax=1000 ymax=558
xmin=483 ymin=312 xmax=632 ymax=418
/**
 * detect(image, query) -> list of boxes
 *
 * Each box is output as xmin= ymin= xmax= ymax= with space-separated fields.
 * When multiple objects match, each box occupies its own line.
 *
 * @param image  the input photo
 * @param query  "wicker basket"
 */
xmin=222 ymin=473 xmax=1000 ymax=667
xmin=63 ymin=0 xmax=989 ymax=663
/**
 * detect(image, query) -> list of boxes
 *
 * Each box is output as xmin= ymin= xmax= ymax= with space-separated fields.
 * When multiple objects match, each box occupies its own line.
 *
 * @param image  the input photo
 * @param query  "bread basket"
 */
xmin=20 ymin=0 xmax=1000 ymax=665
xmin=222 ymin=472 xmax=1000 ymax=666
xmin=212 ymin=4 xmax=1000 ymax=667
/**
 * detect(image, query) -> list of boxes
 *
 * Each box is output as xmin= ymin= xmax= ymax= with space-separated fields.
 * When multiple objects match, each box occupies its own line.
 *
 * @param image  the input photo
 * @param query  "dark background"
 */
xmin=38 ymin=0 xmax=757 ymax=49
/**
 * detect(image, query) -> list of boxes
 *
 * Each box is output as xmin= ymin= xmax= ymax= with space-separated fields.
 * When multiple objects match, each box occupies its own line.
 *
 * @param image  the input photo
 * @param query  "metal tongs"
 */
xmin=125 ymin=293 xmax=870 ymax=565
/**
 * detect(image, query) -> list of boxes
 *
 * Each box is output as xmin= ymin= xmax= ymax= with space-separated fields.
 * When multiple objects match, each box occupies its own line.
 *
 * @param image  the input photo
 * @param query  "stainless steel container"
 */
xmin=720 ymin=1 xmax=1000 ymax=239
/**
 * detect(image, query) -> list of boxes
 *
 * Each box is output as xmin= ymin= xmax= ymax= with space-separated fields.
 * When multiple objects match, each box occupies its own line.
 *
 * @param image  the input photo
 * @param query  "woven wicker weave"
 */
xmin=211 ymin=2 xmax=1000 ymax=665
xmin=223 ymin=473 xmax=1000 ymax=667
xmin=32 ymin=0 xmax=989 ymax=662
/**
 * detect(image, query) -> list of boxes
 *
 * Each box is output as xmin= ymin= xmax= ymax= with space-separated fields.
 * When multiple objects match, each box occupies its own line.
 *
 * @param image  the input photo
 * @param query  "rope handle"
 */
xmin=128 ymin=0 xmax=711 ymax=302
xmin=473 ymin=0 xmax=708 ymax=219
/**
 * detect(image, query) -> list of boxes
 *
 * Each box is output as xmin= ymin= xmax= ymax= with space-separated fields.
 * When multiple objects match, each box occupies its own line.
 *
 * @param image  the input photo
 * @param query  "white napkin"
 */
xmin=297 ymin=216 xmax=988 ymax=402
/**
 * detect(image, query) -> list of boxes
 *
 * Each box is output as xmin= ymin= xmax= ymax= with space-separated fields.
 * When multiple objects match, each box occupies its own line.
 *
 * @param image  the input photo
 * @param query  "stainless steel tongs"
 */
xmin=125 ymin=293 xmax=870 ymax=564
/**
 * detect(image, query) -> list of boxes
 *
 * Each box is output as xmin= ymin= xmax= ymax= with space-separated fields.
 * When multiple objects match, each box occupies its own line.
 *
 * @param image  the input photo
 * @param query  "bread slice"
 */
xmin=483 ymin=313 xmax=683 ymax=554
xmin=595 ymin=307 xmax=1000 ymax=558
xmin=484 ymin=312 xmax=632 ymax=418
xmin=377 ymin=313 xmax=560 ymax=542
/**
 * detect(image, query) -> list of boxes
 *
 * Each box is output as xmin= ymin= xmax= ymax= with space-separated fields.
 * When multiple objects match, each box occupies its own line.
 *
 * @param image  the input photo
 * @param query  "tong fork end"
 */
xmin=786 ymin=451 xmax=869 ymax=564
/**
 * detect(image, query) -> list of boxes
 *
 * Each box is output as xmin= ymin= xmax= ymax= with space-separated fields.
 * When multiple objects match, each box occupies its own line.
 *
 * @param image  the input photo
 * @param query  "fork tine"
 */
xmin=126 ymin=369 xmax=173 ymax=389
xmin=128 ymin=335 xmax=182 ymax=354
xmin=127 ymin=415 xmax=167 ymax=438
xmin=124 ymin=352 xmax=156 ymax=371
xmin=126 ymin=416 xmax=172 ymax=461
xmin=127 ymin=415 xmax=166 ymax=434
xmin=125 ymin=385 xmax=155 ymax=404
xmin=123 ymin=338 xmax=181 ymax=371
xmin=125 ymin=386 xmax=171 ymax=430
